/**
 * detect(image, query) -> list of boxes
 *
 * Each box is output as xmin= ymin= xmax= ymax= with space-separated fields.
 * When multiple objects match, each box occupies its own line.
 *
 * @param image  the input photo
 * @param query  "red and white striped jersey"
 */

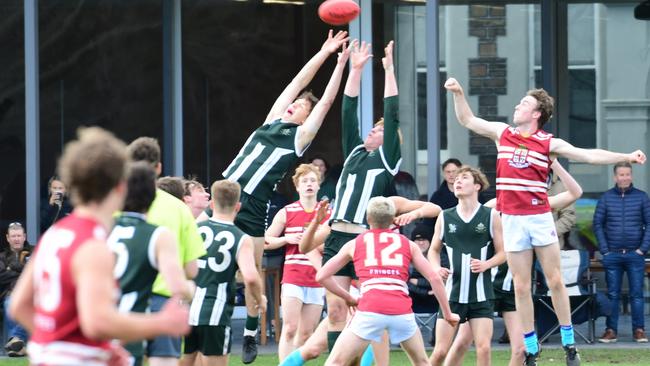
xmin=29 ymin=214 xmax=113 ymax=366
xmin=282 ymin=201 xmax=330 ymax=287
xmin=353 ymin=229 xmax=413 ymax=315
xmin=496 ymin=127 xmax=552 ymax=215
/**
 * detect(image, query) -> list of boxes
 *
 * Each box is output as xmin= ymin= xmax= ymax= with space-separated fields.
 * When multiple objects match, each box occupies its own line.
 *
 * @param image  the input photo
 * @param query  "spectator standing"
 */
xmin=594 ymin=162 xmax=650 ymax=343
xmin=1 ymin=222 xmax=31 ymax=357
xmin=40 ymin=175 xmax=73 ymax=233
xmin=407 ymin=224 xmax=438 ymax=314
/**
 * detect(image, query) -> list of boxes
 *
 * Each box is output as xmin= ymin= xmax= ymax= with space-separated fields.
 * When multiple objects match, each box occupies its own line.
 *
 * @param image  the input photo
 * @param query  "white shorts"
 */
xmin=281 ymin=283 xmax=325 ymax=306
xmin=501 ymin=212 xmax=558 ymax=252
xmin=348 ymin=311 xmax=418 ymax=344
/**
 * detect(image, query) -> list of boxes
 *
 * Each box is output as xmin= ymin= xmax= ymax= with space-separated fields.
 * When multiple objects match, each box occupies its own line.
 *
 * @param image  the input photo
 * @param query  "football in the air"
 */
xmin=318 ymin=0 xmax=361 ymax=26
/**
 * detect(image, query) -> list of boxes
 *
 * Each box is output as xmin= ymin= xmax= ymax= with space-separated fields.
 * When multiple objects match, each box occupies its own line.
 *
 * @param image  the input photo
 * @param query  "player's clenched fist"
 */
xmin=444 ymin=77 xmax=463 ymax=94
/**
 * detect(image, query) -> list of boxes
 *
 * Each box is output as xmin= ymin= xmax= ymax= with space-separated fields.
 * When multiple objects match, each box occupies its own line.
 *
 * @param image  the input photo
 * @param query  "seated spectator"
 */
xmin=157 ymin=176 xmax=185 ymax=200
xmin=548 ymin=171 xmax=577 ymax=249
xmin=310 ymin=156 xmax=337 ymax=202
xmin=1 ymin=222 xmax=31 ymax=357
xmin=408 ymin=224 xmax=438 ymax=314
xmin=40 ymin=175 xmax=73 ymax=233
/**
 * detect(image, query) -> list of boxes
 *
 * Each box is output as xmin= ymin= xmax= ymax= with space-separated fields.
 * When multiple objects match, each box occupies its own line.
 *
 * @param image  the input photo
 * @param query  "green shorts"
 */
xmin=493 ymin=290 xmax=516 ymax=314
xmin=443 ymin=301 xmax=494 ymax=324
xmin=322 ymin=230 xmax=359 ymax=278
xmin=184 ymin=325 xmax=232 ymax=356
xmin=234 ymin=192 xmax=269 ymax=237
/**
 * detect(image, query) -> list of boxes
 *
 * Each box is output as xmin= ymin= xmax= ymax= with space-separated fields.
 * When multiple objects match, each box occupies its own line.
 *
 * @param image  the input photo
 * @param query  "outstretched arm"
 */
xmin=444 ymin=78 xmax=508 ymax=142
xmin=550 ymin=138 xmax=646 ymax=165
xmin=341 ymin=41 xmax=372 ymax=156
xmin=297 ymin=41 xmax=352 ymax=152
xmin=391 ymin=196 xmax=441 ymax=226
xmin=548 ymin=160 xmax=583 ymax=210
xmin=381 ymin=41 xmax=402 ymax=171
xmin=265 ymin=30 xmax=349 ymax=123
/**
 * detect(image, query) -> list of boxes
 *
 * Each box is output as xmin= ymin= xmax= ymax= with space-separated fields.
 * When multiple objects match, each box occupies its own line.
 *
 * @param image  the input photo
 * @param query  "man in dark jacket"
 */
xmin=594 ymin=162 xmax=650 ymax=343
xmin=1 ymin=222 xmax=31 ymax=357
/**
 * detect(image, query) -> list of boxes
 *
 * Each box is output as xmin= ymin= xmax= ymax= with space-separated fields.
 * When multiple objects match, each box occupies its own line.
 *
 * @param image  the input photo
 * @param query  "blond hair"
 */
xmin=211 ymin=180 xmax=241 ymax=213
xmin=366 ymin=196 xmax=396 ymax=228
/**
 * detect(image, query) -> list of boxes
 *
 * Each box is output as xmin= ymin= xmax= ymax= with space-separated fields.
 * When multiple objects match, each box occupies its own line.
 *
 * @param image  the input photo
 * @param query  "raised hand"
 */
xmin=315 ymin=198 xmax=330 ymax=223
xmin=322 ymin=30 xmax=350 ymax=54
xmin=337 ymin=41 xmax=352 ymax=65
xmin=629 ymin=150 xmax=646 ymax=164
xmin=444 ymin=78 xmax=463 ymax=94
xmin=350 ymin=40 xmax=372 ymax=70
xmin=382 ymin=40 xmax=394 ymax=70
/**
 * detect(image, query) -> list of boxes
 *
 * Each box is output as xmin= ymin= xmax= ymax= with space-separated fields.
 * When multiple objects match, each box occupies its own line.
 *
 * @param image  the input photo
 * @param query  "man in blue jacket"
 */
xmin=594 ymin=162 xmax=650 ymax=343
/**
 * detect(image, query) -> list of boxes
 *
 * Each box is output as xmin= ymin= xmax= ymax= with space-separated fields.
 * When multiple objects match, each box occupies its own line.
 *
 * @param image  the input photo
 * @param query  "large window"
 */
xmin=0 ymin=1 xmax=25 ymax=228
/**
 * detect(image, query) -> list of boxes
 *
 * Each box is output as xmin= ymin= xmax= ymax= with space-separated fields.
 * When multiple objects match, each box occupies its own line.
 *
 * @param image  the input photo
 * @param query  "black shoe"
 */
xmin=564 ymin=344 xmax=581 ymax=366
xmin=4 ymin=337 xmax=25 ymax=353
xmin=242 ymin=335 xmax=258 ymax=364
xmin=523 ymin=352 xmax=539 ymax=366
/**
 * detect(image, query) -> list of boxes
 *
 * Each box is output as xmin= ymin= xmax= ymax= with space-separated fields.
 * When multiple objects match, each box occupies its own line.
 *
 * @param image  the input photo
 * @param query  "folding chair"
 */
xmin=414 ymin=312 xmax=438 ymax=345
xmin=533 ymin=249 xmax=597 ymax=343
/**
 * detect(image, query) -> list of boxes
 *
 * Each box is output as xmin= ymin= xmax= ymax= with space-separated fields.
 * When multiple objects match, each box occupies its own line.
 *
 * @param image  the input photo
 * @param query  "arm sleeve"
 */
xmin=640 ymin=192 xmax=650 ymax=253
xmin=379 ymin=96 xmax=402 ymax=173
xmin=593 ymin=195 xmax=609 ymax=255
xmin=341 ymin=95 xmax=364 ymax=157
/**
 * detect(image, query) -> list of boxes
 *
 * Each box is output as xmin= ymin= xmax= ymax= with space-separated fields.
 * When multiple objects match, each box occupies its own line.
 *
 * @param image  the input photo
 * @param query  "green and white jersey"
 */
xmin=108 ymin=212 xmax=162 ymax=314
xmin=223 ymin=119 xmax=305 ymax=202
xmin=492 ymin=263 xmax=514 ymax=293
xmin=331 ymin=95 xmax=402 ymax=226
xmin=188 ymin=218 xmax=247 ymax=327
xmin=440 ymin=205 xmax=495 ymax=303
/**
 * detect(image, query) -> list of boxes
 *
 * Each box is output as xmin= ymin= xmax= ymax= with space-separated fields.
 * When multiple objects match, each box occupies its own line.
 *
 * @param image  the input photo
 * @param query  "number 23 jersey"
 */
xmin=189 ymin=218 xmax=248 ymax=327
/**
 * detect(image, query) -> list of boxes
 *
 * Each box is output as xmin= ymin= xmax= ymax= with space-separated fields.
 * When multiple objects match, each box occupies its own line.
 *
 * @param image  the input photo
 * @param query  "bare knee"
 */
xmin=282 ymin=321 xmax=298 ymax=340
xmin=475 ymin=343 xmax=491 ymax=356
xmin=431 ymin=347 xmax=448 ymax=363
xmin=295 ymin=330 xmax=311 ymax=346
xmin=545 ymin=271 xmax=565 ymax=291
xmin=327 ymin=299 xmax=348 ymax=323
xmin=514 ymin=280 xmax=532 ymax=298
xmin=302 ymin=344 xmax=322 ymax=360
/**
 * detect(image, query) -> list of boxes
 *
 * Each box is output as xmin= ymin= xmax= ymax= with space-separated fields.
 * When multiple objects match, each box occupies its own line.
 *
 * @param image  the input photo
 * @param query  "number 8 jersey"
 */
xmin=353 ymin=229 xmax=413 ymax=315
xmin=188 ymin=218 xmax=248 ymax=327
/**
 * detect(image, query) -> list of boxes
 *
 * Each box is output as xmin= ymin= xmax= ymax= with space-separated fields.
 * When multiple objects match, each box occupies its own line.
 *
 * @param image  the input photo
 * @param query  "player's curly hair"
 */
xmin=58 ymin=127 xmax=127 ymax=205
xmin=527 ymin=89 xmax=554 ymax=128
xmin=292 ymin=163 xmax=322 ymax=187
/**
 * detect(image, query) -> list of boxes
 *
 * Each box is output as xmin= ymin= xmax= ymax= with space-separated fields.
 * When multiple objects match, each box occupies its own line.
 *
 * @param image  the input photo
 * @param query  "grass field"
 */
xmin=3 ymin=348 xmax=650 ymax=365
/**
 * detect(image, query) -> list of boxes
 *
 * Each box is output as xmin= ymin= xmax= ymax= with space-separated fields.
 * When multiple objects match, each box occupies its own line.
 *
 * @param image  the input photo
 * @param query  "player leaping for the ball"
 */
xmin=444 ymin=77 xmax=646 ymax=366
xmin=215 ymin=30 xmax=351 ymax=364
